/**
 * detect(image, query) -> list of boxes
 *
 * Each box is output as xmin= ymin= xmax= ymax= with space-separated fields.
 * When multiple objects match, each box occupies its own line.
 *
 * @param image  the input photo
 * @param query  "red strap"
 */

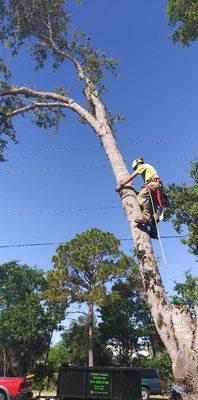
xmin=146 ymin=185 xmax=164 ymax=208
xmin=156 ymin=188 xmax=164 ymax=208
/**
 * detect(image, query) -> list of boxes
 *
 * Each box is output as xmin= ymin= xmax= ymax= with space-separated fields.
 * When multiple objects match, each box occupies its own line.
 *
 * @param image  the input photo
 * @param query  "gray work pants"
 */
xmin=137 ymin=181 xmax=162 ymax=222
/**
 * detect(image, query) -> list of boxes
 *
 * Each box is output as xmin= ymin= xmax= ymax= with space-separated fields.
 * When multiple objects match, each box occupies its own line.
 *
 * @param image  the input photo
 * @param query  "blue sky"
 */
xmin=0 ymin=0 xmax=197 ymax=301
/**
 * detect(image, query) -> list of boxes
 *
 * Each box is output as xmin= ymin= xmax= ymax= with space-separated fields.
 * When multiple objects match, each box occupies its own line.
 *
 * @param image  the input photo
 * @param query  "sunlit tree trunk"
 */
xmin=88 ymin=302 xmax=94 ymax=367
xmin=85 ymin=92 xmax=198 ymax=400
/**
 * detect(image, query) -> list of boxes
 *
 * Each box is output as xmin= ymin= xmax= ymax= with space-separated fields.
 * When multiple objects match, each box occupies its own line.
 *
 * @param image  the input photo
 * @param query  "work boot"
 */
xmin=149 ymin=223 xmax=158 ymax=239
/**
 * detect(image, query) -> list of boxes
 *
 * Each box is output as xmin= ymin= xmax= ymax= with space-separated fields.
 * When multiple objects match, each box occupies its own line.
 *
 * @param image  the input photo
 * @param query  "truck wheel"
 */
xmin=141 ymin=387 xmax=150 ymax=400
xmin=0 ymin=391 xmax=7 ymax=400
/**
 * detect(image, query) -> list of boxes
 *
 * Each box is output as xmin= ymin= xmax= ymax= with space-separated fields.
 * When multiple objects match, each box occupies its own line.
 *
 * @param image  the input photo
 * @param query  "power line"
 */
xmin=0 ymin=157 xmax=195 ymax=175
xmin=7 ymin=145 xmax=100 ymax=156
xmin=0 ymin=205 xmax=121 ymax=217
xmin=0 ymin=164 xmax=106 ymax=175
xmin=0 ymin=236 xmax=187 ymax=249
xmin=6 ymin=136 xmax=198 ymax=156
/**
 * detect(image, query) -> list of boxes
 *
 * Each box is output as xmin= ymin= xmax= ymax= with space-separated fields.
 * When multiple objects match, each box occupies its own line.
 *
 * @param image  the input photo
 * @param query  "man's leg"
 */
xmin=135 ymin=188 xmax=152 ymax=224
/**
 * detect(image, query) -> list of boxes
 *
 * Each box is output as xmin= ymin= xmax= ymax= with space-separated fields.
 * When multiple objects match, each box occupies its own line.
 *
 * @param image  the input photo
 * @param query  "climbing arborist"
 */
xmin=116 ymin=157 xmax=166 ymax=238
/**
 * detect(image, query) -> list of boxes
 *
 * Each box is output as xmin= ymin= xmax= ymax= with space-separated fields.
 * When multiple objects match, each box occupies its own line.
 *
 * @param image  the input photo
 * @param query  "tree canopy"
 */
xmin=166 ymin=161 xmax=198 ymax=256
xmin=0 ymin=0 xmax=118 ymax=161
xmin=49 ymin=228 xmax=132 ymax=307
xmin=167 ymin=0 xmax=198 ymax=46
xmin=171 ymin=270 xmax=198 ymax=318
xmin=0 ymin=261 xmax=65 ymax=375
xmin=48 ymin=228 xmax=133 ymax=366
xmin=99 ymin=277 xmax=164 ymax=366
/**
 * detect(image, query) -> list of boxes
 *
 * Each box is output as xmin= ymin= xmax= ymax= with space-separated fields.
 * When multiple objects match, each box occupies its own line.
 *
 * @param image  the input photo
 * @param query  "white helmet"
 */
xmin=132 ymin=157 xmax=144 ymax=170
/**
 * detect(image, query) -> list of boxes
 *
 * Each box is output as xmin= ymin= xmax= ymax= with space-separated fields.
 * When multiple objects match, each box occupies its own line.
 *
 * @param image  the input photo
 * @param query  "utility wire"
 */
xmin=0 ymin=157 xmax=195 ymax=175
xmin=0 ymin=236 xmax=187 ymax=249
xmin=6 ymin=136 xmax=198 ymax=156
xmin=0 ymin=164 xmax=106 ymax=175
xmin=0 ymin=205 xmax=121 ymax=217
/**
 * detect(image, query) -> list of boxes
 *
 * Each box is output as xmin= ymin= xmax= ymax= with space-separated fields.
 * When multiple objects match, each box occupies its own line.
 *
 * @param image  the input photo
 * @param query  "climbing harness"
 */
xmin=145 ymin=178 xmax=170 ymax=216
xmin=146 ymin=183 xmax=169 ymax=268
xmin=145 ymin=178 xmax=164 ymax=206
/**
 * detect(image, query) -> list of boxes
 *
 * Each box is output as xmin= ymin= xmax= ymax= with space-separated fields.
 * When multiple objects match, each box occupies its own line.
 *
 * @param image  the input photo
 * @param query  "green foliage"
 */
xmin=48 ymin=229 xmax=133 ymax=365
xmin=166 ymin=161 xmax=198 ymax=256
xmin=0 ymin=0 xmax=70 ymax=59
xmin=0 ymin=1 xmax=118 ymax=82
xmin=61 ymin=317 xmax=113 ymax=366
xmin=0 ymin=0 xmax=119 ymax=160
xmin=167 ymin=0 xmax=198 ymax=46
xmin=33 ymin=362 xmax=56 ymax=391
xmin=99 ymin=277 xmax=164 ymax=366
xmin=33 ymin=337 xmax=70 ymax=390
xmin=48 ymin=340 xmax=69 ymax=369
xmin=0 ymin=80 xmax=18 ymax=162
xmin=0 ymin=261 xmax=65 ymax=375
xmin=31 ymin=106 xmax=66 ymax=131
xmin=190 ymin=160 xmax=198 ymax=183
xmin=171 ymin=270 xmax=198 ymax=318
xmin=0 ymin=58 xmax=11 ymax=81
xmin=49 ymin=228 xmax=133 ymax=306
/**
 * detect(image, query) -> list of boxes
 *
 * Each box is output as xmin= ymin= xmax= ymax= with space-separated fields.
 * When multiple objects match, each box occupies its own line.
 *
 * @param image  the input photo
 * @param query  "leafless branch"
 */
xmin=66 ymin=310 xmax=88 ymax=316
xmin=40 ymin=15 xmax=50 ymax=31
xmin=0 ymin=85 xmax=99 ymax=129
xmin=6 ymin=101 xmax=67 ymax=117
xmin=0 ymin=86 xmax=68 ymax=102
xmin=47 ymin=14 xmax=53 ymax=41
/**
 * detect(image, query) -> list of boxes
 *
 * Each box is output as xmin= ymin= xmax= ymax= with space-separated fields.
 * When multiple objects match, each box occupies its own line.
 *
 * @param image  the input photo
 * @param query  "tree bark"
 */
xmin=88 ymin=302 xmax=94 ymax=367
xmin=85 ymin=93 xmax=198 ymax=399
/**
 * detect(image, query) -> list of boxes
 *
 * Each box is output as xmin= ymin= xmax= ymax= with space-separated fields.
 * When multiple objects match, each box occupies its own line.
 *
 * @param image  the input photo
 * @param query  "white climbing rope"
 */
xmin=148 ymin=189 xmax=169 ymax=268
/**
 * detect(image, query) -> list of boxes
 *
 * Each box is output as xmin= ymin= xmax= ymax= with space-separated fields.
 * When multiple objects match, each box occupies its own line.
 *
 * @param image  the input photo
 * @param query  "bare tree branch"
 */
xmin=0 ymin=85 xmax=99 ymax=129
xmin=66 ymin=310 xmax=88 ymax=317
xmin=0 ymin=86 xmax=68 ymax=102
xmin=6 ymin=101 xmax=67 ymax=117
xmin=47 ymin=14 xmax=53 ymax=42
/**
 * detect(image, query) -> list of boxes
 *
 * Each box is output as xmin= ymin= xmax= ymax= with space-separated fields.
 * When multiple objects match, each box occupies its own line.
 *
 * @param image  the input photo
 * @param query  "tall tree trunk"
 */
xmin=149 ymin=335 xmax=157 ymax=358
xmin=86 ymin=93 xmax=198 ymax=399
xmin=88 ymin=302 xmax=94 ymax=367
